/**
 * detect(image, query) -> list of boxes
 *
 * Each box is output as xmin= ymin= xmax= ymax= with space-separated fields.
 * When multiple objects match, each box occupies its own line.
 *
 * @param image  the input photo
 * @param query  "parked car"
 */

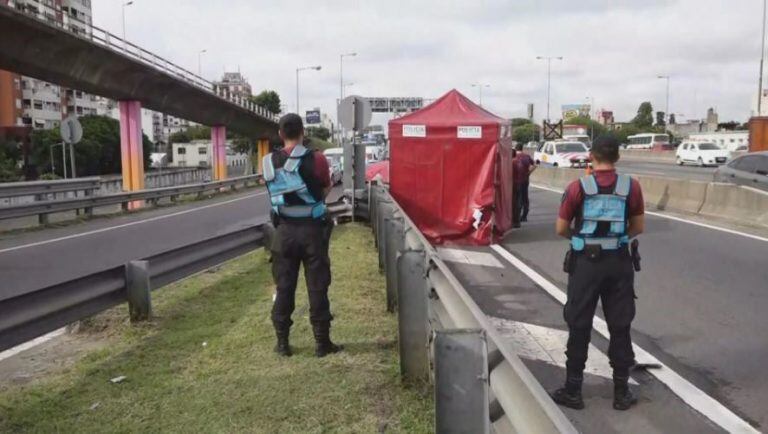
xmin=713 ymin=151 xmax=768 ymax=191
xmin=676 ymin=142 xmax=729 ymax=166
xmin=325 ymin=157 xmax=342 ymax=185
xmin=533 ymin=141 xmax=591 ymax=168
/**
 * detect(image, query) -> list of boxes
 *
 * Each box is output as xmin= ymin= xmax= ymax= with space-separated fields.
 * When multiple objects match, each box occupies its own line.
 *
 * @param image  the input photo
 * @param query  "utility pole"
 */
xmin=536 ymin=56 xmax=563 ymax=122
xmin=198 ymin=49 xmax=207 ymax=76
xmin=339 ymin=52 xmax=356 ymax=144
xmin=760 ymin=0 xmax=767 ymax=115
xmin=295 ymin=65 xmax=321 ymax=115
xmin=658 ymin=75 xmax=670 ymax=124
xmin=121 ymin=1 xmax=134 ymax=50
xmin=471 ymin=83 xmax=490 ymax=106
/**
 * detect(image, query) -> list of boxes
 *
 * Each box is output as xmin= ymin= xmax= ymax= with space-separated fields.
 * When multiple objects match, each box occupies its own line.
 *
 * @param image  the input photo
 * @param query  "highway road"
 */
xmin=616 ymin=159 xmax=718 ymax=182
xmin=498 ymin=186 xmax=767 ymax=430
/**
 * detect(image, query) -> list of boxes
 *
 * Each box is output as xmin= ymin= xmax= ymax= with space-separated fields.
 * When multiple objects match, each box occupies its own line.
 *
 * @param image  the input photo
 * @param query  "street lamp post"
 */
xmin=121 ymin=1 xmax=134 ymax=49
xmin=536 ymin=56 xmax=563 ymax=122
xmin=339 ymin=53 xmax=356 ymax=144
xmin=658 ymin=75 xmax=671 ymax=124
xmin=586 ymin=96 xmax=595 ymax=142
xmin=471 ymin=83 xmax=490 ymax=106
xmin=759 ymin=0 xmax=767 ymax=115
xmin=198 ymin=49 xmax=207 ymax=77
xmin=296 ymin=65 xmax=321 ymax=115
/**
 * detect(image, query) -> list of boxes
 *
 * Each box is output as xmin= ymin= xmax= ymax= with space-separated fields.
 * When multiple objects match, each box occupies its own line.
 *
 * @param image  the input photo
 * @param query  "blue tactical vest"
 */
xmin=571 ymin=174 xmax=631 ymax=251
xmin=262 ymin=144 xmax=327 ymax=219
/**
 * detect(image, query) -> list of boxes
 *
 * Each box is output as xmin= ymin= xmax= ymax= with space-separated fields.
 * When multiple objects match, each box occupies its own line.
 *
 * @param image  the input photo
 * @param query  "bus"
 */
xmin=626 ymin=133 xmax=672 ymax=151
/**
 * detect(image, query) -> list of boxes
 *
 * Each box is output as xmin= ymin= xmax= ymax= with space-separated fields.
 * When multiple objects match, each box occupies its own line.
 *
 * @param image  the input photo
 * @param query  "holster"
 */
xmin=584 ymin=244 xmax=602 ymax=261
xmin=631 ymin=239 xmax=641 ymax=272
xmin=563 ymin=249 xmax=575 ymax=273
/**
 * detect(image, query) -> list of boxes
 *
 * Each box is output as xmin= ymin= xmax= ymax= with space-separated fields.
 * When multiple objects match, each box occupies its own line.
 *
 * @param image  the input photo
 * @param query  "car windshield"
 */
xmin=556 ymin=143 xmax=587 ymax=153
xmin=654 ymin=135 xmax=670 ymax=143
xmin=698 ymin=143 xmax=719 ymax=150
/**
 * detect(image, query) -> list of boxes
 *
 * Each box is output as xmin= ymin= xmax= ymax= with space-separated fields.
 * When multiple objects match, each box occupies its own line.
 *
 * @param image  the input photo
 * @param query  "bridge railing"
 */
xmin=2 ymin=1 xmax=279 ymax=124
xmin=369 ymin=184 xmax=577 ymax=434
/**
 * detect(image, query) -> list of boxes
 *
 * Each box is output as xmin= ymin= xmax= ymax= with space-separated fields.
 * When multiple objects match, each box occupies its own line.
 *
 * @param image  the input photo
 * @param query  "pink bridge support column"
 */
xmin=119 ymin=100 xmax=145 ymax=209
xmin=212 ymin=125 xmax=227 ymax=180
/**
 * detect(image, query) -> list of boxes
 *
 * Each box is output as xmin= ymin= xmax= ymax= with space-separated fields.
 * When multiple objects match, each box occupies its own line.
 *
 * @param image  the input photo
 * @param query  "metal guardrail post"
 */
xmin=434 ymin=329 xmax=490 ymax=434
xmin=384 ymin=215 xmax=404 ymax=313
xmin=397 ymin=249 xmax=430 ymax=382
xmin=125 ymin=260 xmax=151 ymax=322
xmin=377 ymin=200 xmax=393 ymax=272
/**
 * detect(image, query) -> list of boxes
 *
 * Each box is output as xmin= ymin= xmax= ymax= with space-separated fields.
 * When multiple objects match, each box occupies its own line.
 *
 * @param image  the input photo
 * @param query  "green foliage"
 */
xmin=307 ymin=137 xmax=334 ymax=151
xmin=614 ymin=124 xmax=641 ymax=144
xmin=169 ymin=125 xmax=211 ymax=144
xmin=564 ymin=116 xmax=607 ymax=139
xmin=0 ymin=140 xmax=22 ymax=182
xmin=306 ymin=126 xmax=331 ymax=141
xmin=632 ymin=102 xmax=654 ymax=129
xmin=510 ymin=118 xmax=533 ymax=127
xmin=30 ymin=115 xmax=152 ymax=177
xmin=250 ymin=90 xmax=281 ymax=115
xmin=512 ymin=123 xmax=540 ymax=144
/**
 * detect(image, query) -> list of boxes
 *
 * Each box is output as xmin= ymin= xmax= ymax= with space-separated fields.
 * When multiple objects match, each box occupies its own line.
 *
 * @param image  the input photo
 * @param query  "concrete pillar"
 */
xmin=211 ymin=125 xmax=227 ymax=180
xmin=256 ymin=139 xmax=270 ymax=174
xmin=119 ymin=101 xmax=145 ymax=209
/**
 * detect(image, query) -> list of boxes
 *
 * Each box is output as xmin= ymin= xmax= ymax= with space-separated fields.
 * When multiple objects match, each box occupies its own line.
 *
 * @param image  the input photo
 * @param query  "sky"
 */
xmin=93 ymin=0 xmax=766 ymax=127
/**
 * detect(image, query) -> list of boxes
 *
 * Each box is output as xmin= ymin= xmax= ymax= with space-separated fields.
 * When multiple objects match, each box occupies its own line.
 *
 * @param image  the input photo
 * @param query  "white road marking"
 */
xmin=531 ymin=183 xmax=768 ymax=244
xmin=489 ymin=244 xmax=758 ymax=434
xmin=0 ymin=328 xmax=65 ymax=362
xmin=438 ymin=247 xmax=503 ymax=268
xmin=488 ymin=317 xmax=637 ymax=384
xmin=0 ymin=192 xmax=267 ymax=254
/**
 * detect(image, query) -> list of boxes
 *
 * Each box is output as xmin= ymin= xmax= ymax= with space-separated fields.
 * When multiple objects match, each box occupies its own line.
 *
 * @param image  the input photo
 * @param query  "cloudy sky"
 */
xmin=93 ymin=0 xmax=764 ymax=126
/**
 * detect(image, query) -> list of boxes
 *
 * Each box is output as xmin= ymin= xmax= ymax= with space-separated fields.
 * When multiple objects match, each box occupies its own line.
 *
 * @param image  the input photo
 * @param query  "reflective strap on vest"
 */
xmin=572 ymin=235 xmax=630 ymax=251
xmin=572 ymin=174 xmax=632 ymax=251
xmin=277 ymin=203 xmax=327 ymax=219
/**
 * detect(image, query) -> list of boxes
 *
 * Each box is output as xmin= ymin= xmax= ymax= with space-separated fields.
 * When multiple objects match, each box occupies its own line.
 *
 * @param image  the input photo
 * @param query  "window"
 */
xmin=177 ymin=147 xmax=187 ymax=155
xmin=756 ymin=156 xmax=768 ymax=176
xmin=699 ymin=143 xmax=719 ymax=150
xmin=733 ymin=156 xmax=759 ymax=173
xmin=15 ymin=99 xmax=21 ymax=109
xmin=198 ymin=147 xmax=208 ymax=154
xmin=681 ymin=144 xmax=688 ymax=150
xmin=33 ymin=100 xmax=43 ymax=110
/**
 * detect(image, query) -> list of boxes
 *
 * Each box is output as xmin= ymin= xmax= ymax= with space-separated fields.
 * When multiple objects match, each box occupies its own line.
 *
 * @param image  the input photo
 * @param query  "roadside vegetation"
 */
xmin=0 ymin=224 xmax=433 ymax=433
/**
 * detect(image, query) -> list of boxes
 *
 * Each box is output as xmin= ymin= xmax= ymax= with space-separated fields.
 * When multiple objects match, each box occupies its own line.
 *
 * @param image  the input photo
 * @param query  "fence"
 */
xmin=0 ymin=174 xmax=262 ymax=225
xmin=368 ymin=184 xmax=576 ymax=434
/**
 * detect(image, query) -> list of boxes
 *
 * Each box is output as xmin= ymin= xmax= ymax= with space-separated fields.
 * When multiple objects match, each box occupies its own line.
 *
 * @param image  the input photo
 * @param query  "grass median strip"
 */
xmin=0 ymin=223 xmax=433 ymax=433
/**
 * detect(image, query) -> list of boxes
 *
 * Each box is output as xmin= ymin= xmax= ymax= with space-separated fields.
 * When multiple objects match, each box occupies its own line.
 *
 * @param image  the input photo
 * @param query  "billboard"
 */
xmin=562 ymin=104 xmax=591 ymax=121
xmin=305 ymin=110 xmax=321 ymax=124
xmin=368 ymin=97 xmax=424 ymax=113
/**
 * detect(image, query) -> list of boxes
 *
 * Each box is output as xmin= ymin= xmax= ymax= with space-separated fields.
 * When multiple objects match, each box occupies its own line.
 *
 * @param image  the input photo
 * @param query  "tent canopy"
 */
xmin=389 ymin=89 xmax=514 ymax=245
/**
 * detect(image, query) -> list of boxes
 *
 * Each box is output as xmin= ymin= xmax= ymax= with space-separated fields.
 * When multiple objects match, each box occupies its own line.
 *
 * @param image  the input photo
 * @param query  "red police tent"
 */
xmin=388 ymin=89 xmax=514 ymax=245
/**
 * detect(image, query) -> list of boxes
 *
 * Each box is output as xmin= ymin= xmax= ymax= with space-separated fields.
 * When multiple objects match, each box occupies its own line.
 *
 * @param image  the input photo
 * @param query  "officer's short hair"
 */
xmin=591 ymin=134 xmax=620 ymax=163
xmin=515 ymin=142 xmax=524 ymax=151
xmin=279 ymin=113 xmax=304 ymax=140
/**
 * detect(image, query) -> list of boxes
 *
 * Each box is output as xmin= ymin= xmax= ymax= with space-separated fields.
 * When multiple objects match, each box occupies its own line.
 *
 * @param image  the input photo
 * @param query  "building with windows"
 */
xmin=213 ymin=72 xmax=252 ymax=101
xmin=0 ymin=0 xmax=100 ymax=129
xmin=171 ymin=140 xmax=249 ymax=172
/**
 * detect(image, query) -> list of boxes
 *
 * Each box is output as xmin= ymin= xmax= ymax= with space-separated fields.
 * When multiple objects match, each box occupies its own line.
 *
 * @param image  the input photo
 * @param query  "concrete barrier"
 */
xmin=530 ymin=166 xmax=768 ymax=229
xmin=699 ymin=183 xmax=768 ymax=227
xmin=619 ymin=150 xmax=676 ymax=163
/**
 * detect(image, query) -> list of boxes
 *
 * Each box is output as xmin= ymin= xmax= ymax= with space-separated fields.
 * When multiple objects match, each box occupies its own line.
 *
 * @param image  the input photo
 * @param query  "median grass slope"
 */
xmin=0 ymin=224 xmax=433 ymax=433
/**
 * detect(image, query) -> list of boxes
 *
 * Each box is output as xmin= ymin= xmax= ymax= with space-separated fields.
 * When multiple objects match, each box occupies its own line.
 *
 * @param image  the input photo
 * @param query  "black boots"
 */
xmin=312 ymin=323 xmax=343 ymax=358
xmin=551 ymin=374 xmax=585 ymax=410
xmin=274 ymin=326 xmax=292 ymax=357
xmin=613 ymin=375 xmax=637 ymax=411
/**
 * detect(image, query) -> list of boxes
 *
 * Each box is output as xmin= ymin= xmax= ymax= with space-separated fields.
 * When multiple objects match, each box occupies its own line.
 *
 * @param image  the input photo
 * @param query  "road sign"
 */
xmin=338 ymin=95 xmax=372 ymax=131
xmin=60 ymin=115 xmax=83 ymax=144
xmin=543 ymin=120 xmax=563 ymax=140
xmin=306 ymin=109 xmax=321 ymax=124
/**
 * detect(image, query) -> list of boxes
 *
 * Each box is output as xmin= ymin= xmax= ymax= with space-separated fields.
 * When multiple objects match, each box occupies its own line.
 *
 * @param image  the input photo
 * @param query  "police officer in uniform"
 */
xmin=263 ymin=113 xmax=342 ymax=358
xmin=552 ymin=134 xmax=645 ymax=410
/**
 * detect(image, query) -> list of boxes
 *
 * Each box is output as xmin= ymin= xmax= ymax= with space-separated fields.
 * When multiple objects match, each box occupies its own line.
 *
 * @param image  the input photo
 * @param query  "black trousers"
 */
xmin=564 ymin=249 xmax=636 ymax=376
xmin=514 ymin=182 xmax=530 ymax=223
xmin=271 ymin=220 xmax=333 ymax=328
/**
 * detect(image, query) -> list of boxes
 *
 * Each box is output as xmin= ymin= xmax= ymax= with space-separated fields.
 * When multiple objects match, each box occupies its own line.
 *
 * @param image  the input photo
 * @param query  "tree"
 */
xmin=306 ymin=126 xmax=331 ymax=141
xmin=169 ymin=125 xmax=211 ymax=143
xmin=30 ymin=115 xmax=152 ymax=177
xmin=512 ymin=123 xmax=541 ymax=144
xmin=631 ymin=102 xmax=654 ymax=129
xmin=718 ymin=121 xmax=740 ymax=131
xmin=250 ymin=90 xmax=281 ymax=115
xmin=511 ymin=118 xmax=533 ymax=127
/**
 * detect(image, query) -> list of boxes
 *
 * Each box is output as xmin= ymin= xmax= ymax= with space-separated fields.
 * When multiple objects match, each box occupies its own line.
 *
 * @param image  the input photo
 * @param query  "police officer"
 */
xmin=263 ymin=113 xmax=342 ymax=358
xmin=513 ymin=142 xmax=536 ymax=227
xmin=551 ymin=134 xmax=645 ymax=410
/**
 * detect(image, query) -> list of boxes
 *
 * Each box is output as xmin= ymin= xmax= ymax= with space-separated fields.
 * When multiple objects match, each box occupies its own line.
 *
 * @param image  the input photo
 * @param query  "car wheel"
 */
xmin=697 ymin=157 xmax=704 ymax=167
xmin=676 ymin=157 xmax=683 ymax=166
xmin=553 ymin=163 xmax=559 ymax=167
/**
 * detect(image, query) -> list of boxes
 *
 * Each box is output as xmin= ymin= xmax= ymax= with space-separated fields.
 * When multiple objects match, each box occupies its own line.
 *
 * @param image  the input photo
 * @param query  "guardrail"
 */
xmin=1 ymin=1 xmax=278 ymax=124
xmin=0 ymin=174 xmax=262 ymax=225
xmin=0 ymin=177 xmax=100 ymax=199
xmin=0 ymin=225 xmax=266 ymax=352
xmin=369 ymin=184 xmax=576 ymax=434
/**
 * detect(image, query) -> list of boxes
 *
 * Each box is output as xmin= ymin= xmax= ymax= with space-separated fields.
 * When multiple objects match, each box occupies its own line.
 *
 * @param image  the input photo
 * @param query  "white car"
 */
xmin=534 ymin=141 xmax=591 ymax=168
xmin=326 ymin=156 xmax=343 ymax=185
xmin=676 ymin=142 xmax=729 ymax=166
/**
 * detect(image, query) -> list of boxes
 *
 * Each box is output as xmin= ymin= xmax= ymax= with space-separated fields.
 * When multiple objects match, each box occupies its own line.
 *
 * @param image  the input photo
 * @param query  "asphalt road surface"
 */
xmin=617 ymin=159 xmax=718 ymax=182
xmin=499 ymin=186 xmax=767 ymax=430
